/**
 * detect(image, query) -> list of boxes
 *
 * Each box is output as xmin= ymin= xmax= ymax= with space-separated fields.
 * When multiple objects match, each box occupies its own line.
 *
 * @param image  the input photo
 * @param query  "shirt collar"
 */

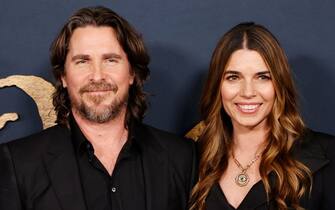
xmin=69 ymin=114 xmax=139 ymax=158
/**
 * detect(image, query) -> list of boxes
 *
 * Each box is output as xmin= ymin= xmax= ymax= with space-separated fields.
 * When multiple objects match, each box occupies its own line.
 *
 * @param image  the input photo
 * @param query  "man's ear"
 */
xmin=61 ymin=75 xmax=67 ymax=88
xmin=129 ymin=75 xmax=134 ymax=85
xmin=129 ymin=68 xmax=135 ymax=85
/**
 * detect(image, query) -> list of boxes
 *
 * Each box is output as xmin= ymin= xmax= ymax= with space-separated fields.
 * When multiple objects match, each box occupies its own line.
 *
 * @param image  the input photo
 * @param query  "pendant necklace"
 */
xmin=232 ymin=152 xmax=261 ymax=187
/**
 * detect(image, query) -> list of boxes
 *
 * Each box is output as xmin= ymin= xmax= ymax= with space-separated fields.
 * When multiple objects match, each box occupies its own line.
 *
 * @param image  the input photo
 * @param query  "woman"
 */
xmin=190 ymin=22 xmax=335 ymax=210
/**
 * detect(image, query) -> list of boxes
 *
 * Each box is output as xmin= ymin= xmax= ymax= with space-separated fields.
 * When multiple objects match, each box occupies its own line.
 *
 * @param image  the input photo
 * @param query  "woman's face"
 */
xmin=220 ymin=49 xmax=275 ymax=130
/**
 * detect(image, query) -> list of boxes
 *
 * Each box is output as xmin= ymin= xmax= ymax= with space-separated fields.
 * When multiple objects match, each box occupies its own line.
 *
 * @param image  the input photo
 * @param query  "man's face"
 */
xmin=62 ymin=26 xmax=134 ymax=123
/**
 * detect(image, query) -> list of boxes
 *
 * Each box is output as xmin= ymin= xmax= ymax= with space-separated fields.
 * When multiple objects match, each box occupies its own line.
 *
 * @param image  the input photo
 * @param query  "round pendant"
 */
xmin=235 ymin=172 xmax=249 ymax=187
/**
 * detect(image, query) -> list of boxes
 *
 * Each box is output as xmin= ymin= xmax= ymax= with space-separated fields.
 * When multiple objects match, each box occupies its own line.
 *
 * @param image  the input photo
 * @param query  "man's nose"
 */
xmin=90 ymin=63 xmax=104 ymax=81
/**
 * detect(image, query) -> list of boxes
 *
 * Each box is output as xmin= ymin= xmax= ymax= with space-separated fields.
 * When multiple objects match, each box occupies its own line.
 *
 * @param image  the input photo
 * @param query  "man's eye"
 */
xmin=226 ymin=75 xmax=239 ymax=81
xmin=75 ymin=59 xmax=87 ymax=65
xmin=107 ymin=58 xmax=117 ymax=63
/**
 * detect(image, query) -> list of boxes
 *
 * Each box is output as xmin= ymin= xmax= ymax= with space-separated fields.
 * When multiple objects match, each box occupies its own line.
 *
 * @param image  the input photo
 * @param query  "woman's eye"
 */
xmin=258 ymin=75 xmax=271 ymax=80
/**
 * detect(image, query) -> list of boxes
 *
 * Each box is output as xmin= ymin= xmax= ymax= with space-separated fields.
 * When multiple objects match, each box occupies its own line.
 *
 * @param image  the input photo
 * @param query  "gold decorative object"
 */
xmin=185 ymin=121 xmax=205 ymax=141
xmin=0 ymin=113 xmax=19 ymax=129
xmin=0 ymin=75 xmax=56 ymax=130
xmin=232 ymin=152 xmax=261 ymax=187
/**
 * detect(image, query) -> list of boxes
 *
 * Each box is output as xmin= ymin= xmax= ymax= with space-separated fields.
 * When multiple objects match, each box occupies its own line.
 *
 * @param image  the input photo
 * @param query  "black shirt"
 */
xmin=70 ymin=118 xmax=146 ymax=210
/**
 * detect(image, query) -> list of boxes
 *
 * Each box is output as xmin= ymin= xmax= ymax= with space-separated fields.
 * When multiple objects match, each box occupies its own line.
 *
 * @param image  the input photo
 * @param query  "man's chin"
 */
xmin=79 ymin=109 xmax=118 ymax=123
xmin=84 ymin=97 xmax=113 ymax=106
xmin=83 ymin=103 xmax=110 ymax=110
xmin=75 ymin=102 xmax=124 ymax=122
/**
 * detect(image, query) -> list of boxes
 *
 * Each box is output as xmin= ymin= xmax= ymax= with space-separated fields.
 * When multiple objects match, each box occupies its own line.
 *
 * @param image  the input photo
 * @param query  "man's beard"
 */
xmin=71 ymin=80 xmax=128 ymax=123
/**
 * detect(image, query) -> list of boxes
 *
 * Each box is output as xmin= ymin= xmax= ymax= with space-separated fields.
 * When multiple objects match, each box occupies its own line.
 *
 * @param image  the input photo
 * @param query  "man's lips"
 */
xmin=79 ymin=82 xmax=118 ymax=94
xmin=235 ymin=103 xmax=262 ymax=113
xmin=82 ymin=90 xmax=114 ymax=97
xmin=84 ymin=89 xmax=113 ymax=93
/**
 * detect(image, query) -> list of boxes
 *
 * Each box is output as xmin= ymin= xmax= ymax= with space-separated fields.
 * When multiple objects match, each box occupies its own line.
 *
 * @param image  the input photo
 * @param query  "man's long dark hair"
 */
xmin=50 ymin=6 xmax=150 ymax=126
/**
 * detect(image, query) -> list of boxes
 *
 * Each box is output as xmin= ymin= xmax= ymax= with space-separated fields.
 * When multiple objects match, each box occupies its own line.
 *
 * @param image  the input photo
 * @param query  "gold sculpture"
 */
xmin=0 ymin=113 xmax=19 ymax=129
xmin=185 ymin=121 xmax=204 ymax=141
xmin=0 ymin=75 xmax=56 ymax=129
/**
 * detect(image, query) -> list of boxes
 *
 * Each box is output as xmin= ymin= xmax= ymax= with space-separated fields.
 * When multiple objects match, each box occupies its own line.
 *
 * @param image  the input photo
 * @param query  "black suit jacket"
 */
xmin=0 ymin=123 xmax=197 ymax=210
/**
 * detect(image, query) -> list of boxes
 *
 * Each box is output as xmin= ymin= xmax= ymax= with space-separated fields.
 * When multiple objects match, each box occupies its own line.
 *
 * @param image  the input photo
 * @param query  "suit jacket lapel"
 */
xmin=43 ymin=127 xmax=87 ymax=210
xmin=133 ymin=123 xmax=169 ymax=210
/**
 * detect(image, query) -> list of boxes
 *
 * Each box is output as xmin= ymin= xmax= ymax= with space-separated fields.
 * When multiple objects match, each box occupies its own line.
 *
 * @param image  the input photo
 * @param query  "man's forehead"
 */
xmin=66 ymin=26 xmax=125 ymax=57
xmin=69 ymin=26 xmax=117 ymax=44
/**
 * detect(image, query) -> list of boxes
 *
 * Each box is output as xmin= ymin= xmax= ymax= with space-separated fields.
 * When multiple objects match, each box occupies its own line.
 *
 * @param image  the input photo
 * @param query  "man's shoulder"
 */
xmin=138 ymin=123 xmax=196 ymax=152
xmin=5 ymin=125 xmax=70 ymax=158
xmin=137 ymin=123 xmax=197 ymax=179
xmin=134 ymin=123 xmax=197 ymax=165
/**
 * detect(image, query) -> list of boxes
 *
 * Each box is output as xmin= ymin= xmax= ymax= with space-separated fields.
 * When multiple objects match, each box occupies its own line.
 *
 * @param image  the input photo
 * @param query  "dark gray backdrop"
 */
xmin=1 ymin=0 xmax=334 ymax=143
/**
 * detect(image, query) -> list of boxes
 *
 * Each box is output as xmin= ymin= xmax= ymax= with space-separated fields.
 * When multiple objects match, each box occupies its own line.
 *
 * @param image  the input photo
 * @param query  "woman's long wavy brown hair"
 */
xmin=50 ymin=6 xmax=150 ymax=126
xmin=190 ymin=22 xmax=311 ymax=210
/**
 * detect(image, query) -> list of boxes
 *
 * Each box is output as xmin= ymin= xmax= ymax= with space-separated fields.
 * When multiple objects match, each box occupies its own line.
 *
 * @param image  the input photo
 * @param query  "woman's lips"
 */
xmin=235 ymin=103 xmax=262 ymax=114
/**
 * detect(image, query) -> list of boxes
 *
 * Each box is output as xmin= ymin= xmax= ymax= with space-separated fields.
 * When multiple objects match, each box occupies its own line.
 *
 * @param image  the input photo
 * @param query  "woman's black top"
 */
xmin=205 ymin=130 xmax=335 ymax=210
xmin=206 ymin=182 xmax=273 ymax=210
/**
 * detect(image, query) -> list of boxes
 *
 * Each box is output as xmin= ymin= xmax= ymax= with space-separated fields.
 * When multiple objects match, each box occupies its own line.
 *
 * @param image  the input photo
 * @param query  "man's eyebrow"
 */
xmin=102 ymin=53 xmax=122 ymax=59
xmin=224 ymin=70 xmax=240 ymax=75
xmin=71 ymin=54 xmax=90 ymax=61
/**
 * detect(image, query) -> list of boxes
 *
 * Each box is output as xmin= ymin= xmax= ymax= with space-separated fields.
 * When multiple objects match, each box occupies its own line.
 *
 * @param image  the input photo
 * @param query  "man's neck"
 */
xmin=72 ymin=109 xmax=127 ymax=146
xmin=72 ymin=109 xmax=129 ymax=175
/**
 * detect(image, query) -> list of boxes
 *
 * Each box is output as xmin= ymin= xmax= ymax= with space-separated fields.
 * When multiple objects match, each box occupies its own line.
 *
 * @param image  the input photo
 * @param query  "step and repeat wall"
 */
xmin=1 ymin=0 xmax=334 ymax=143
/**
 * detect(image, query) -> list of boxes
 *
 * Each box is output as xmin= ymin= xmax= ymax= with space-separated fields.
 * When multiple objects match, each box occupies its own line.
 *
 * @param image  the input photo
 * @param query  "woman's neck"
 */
xmin=232 ymin=124 xmax=268 ymax=158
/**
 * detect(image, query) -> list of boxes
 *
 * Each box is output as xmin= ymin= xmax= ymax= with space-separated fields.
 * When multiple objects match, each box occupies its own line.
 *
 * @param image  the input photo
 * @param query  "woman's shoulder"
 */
xmin=298 ymin=129 xmax=335 ymax=208
xmin=299 ymin=128 xmax=335 ymax=152
xmin=293 ymin=128 xmax=335 ymax=173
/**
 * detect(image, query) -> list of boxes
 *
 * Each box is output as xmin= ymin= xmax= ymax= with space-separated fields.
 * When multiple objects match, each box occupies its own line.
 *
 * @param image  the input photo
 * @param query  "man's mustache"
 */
xmin=79 ymin=81 xmax=118 ymax=94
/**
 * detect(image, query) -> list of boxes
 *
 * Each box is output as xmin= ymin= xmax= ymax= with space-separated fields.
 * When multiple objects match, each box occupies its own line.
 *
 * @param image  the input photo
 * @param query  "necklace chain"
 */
xmin=232 ymin=152 xmax=261 ymax=187
xmin=232 ymin=153 xmax=261 ymax=172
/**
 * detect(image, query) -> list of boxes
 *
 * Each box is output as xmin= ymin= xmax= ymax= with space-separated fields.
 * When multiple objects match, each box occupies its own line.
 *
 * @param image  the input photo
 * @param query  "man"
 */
xmin=0 ymin=6 xmax=197 ymax=210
